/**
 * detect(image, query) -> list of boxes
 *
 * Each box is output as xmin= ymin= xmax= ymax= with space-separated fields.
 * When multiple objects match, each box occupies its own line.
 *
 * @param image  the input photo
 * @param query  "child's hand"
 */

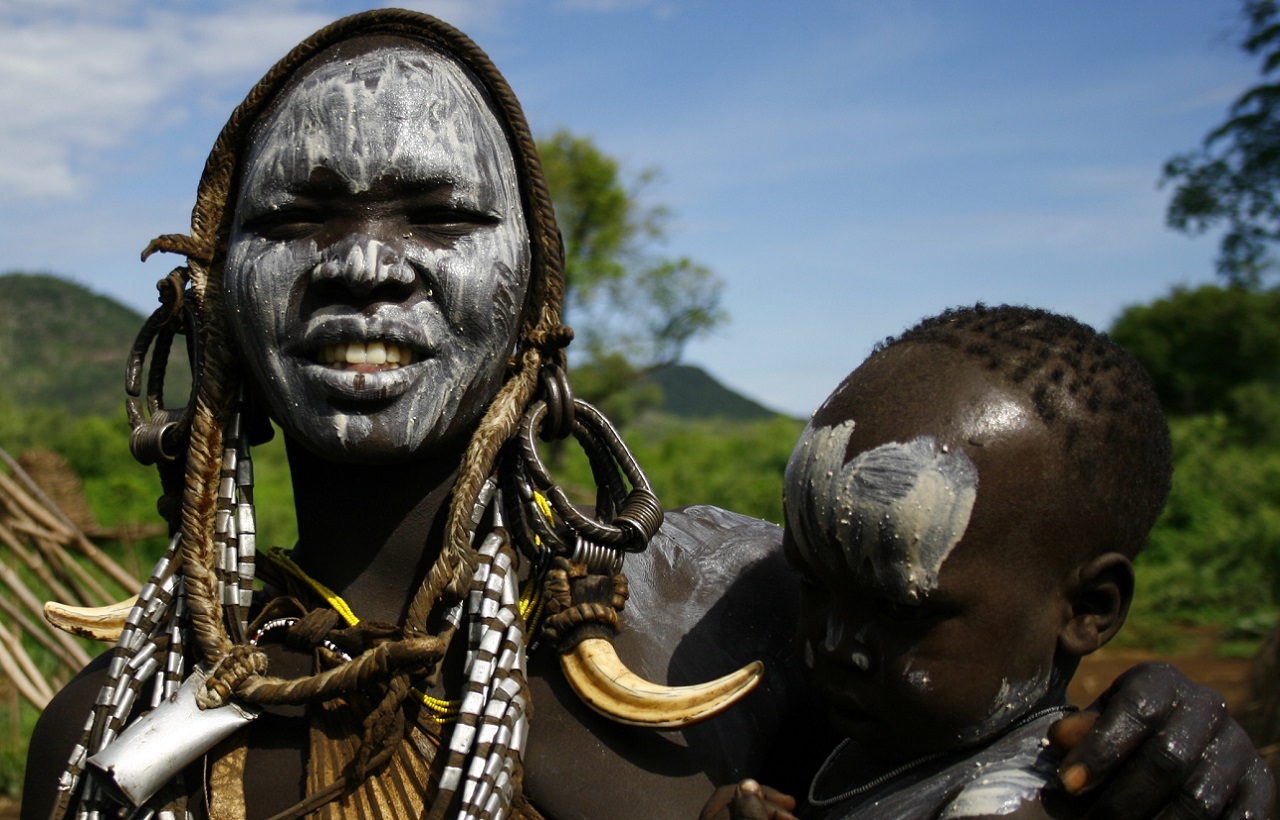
xmin=700 ymin=779 xmax=798 ymax=820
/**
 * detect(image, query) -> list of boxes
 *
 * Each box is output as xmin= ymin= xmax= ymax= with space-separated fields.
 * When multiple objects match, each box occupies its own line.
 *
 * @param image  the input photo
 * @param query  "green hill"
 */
xmin=644 ymin=364 xmax=782 ymax=420
xmin=0 ymin=272 xmax=171 ymax=417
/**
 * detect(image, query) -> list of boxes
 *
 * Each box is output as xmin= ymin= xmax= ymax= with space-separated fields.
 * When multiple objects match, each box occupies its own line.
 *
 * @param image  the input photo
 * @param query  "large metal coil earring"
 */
xmin=505 ymin=364 xmax=663 ymax=568
xmin=126 ymin=270 xmax=204 ymax=466
xmin=504 ymin=365 xmax=763 ymax=728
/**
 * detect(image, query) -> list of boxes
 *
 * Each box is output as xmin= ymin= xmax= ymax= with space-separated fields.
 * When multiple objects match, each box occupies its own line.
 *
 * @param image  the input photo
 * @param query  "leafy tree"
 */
xmin=1163 ymin=0 xmax=1280 ymax=285
xmin=537 ymin=131 xmax=727 ymax=406
xmin=1110 ymin=284 xmax=1280 ymax=416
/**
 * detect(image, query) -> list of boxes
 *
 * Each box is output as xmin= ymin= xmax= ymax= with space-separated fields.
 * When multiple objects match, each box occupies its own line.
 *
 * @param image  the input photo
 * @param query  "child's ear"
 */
xmin=1058 ymin=552 xmax=1135 ymax=657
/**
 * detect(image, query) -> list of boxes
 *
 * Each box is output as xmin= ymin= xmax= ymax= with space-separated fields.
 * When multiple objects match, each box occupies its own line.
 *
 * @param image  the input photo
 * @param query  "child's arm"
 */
xmin=700 ymin=779 xmax=798 ymax=820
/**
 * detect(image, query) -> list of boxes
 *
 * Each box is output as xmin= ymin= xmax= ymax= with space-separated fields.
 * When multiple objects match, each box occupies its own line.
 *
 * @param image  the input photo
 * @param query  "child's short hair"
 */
xmin=874 ymin=304 xmax=1172 ymax=557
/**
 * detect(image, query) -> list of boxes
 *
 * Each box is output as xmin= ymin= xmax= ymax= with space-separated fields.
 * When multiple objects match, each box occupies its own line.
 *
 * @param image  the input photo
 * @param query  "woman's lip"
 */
xmin=294 ymin=317 xmax=433 ymax=352
xmin=300 ymin=359 xmax=426 ymax=402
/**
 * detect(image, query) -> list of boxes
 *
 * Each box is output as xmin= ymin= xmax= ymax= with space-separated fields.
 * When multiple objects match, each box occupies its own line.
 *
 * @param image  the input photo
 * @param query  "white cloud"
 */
xmin=0 ymin=3 xmax=318 ymax=199
xmin=0 ymin=0 xmax=514 ymax=202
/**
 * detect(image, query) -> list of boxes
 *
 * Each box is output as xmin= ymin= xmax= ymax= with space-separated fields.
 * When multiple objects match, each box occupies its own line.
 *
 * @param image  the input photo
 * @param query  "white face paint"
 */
xmin=952 ymin=670 xmax=1054 ymax=747
xmin=225 ymin=45 xmax=529 ymax=462
xmin=784 ymin=421 xmax=978 ymax=602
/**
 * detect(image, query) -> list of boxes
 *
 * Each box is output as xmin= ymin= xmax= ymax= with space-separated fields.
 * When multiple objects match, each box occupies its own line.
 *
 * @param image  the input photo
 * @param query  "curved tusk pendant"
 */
xmin=44 ymin=596 xmax=137 ymax=642
xmin=560 ymin=636 xmax=764 ymax=728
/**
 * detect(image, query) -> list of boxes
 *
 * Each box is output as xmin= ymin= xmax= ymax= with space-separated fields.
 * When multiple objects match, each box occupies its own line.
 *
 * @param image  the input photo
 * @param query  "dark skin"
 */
xmin=705 ymin=343 xmax=1275 ymax=820
xmin=23 ymin=33 xmax=1277 ymax=820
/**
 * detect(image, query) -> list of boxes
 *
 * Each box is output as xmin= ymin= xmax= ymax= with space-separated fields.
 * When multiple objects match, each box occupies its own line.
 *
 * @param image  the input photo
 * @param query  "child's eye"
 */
xmin=876 ymin=599 xmax=933 ymax=623
xmin=797 ymin=572 xmax=826 ymax=593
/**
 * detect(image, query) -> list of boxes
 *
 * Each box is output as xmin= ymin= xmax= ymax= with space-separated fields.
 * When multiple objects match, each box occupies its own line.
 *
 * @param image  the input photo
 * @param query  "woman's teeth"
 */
xmin=318 ymin=341 xmax=414 ymax=368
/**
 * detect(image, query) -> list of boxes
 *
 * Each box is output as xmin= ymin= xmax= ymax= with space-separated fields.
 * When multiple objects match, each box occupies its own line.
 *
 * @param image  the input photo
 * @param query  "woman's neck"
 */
xmin=283 ymin=436 xmax=463 ymax=624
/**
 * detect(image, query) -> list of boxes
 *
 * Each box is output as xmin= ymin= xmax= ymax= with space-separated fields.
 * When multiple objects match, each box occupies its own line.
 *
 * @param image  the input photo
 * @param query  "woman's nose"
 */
xmin=311 ymin=235 xmax=416 ymax=296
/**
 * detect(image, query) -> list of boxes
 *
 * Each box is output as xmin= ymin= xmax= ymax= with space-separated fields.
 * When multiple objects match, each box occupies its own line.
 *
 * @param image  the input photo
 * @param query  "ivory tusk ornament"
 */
xmin=560 ymin=636 xmax=764 ymax=727
xmin=44 ymin=596 xmax=136 ymax=642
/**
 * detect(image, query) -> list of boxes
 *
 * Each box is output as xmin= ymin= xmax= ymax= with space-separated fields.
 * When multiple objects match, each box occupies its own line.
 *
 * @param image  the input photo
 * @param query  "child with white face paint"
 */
xmin=704 ymin=305 xmax=1174 ymax=820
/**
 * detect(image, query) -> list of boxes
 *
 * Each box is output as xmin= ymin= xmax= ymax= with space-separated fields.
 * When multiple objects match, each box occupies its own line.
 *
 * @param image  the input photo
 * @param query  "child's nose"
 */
xmin=821 ymin=612 xmax=872 ymax=672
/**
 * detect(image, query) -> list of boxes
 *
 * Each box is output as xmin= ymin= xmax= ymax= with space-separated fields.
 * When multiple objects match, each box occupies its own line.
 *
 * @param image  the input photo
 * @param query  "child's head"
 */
xmin=783 ymin=304 xmax=1171 ymax=760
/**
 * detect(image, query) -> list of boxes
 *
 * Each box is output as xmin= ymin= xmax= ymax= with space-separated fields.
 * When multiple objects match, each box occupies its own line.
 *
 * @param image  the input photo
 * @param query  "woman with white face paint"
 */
xmin=24 ymin=11 xmax=1276 ymax=820
xmin=25 ymin=13 xmax=774 ymax=820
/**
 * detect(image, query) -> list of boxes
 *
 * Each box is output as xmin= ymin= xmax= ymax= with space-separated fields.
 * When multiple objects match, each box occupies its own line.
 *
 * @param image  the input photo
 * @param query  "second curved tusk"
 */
xmin=560 ymin=636 xmax=764 ymax=728
xmin=44 ymin=596 xmax=137 ymax=642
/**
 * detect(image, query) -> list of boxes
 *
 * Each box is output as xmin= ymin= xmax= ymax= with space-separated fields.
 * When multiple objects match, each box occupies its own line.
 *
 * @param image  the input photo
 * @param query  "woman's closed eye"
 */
xmin=242 ymin=207 xmax=324 ymax=241
xmin=407 ymin=206 xmax=500 ymax=241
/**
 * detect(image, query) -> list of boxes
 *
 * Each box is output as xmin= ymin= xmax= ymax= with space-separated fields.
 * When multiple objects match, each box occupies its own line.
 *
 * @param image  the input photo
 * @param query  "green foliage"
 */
xmin=1110 ymin=284 xmax=1280 ymax=415
xmin=646 ymin=365 xmax=777 ymax=421
xmin=1137 ymin=413 xmax=1280 ymax=625
xmin=568 ymin=352 xmax=663 ymax=428
xmin=1109 ymin=281 xmax=1280 ymax=628
xmin=1163 ymin=0 xmax=1280 ymax=284
xmin=0 ymin=272 xmax=190 ymax=418
xmin=246 ymin=429 xmax=299 ymax=550
xmin=538 ymin=130 xmax=659 ymax=302
xmin=0 ymin=400 xmax=299 ymax=562
xmin=0 ymin=701 xmax=37 ymax=797
xmin=537 ymin=130 xmax=726 ymax=377
xmin=553 ymin=413 xmax=804 ymax=525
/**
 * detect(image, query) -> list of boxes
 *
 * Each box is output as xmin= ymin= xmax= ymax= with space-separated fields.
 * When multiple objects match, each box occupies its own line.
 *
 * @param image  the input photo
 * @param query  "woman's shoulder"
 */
xmin=23 ymin=651 xmax=113 ymax=820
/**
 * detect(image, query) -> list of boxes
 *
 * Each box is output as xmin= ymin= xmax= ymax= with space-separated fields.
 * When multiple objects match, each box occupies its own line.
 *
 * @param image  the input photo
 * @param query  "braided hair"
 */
xmin=876 ymin=304 xmax=1172 ymax=556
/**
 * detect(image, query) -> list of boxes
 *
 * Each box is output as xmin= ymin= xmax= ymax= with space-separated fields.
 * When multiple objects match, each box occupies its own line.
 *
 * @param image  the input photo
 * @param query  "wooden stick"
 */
xmin=67 ymin=529 xmax=144 ymax=596
xmin=0 ymin=624 xmax=52 ymax=708
xmin=0 ymin=469 xmax=74 ymax=540
xmin=19 ymin=525 xmax=116 ymax=607
xmin=0 ymin=591 xmax=91 ymax=670
xmin=0 ymin=483 xmax=92 ymax=601
xmin=0 ymin=455 xmax=140 ymax=593
xmin=0 ymin=621 xmax=54 ymax=703
xmin=0 ymin=560 xmax=97 ymax=668
xmin=0 ymin=519 xmax=82 ymax=606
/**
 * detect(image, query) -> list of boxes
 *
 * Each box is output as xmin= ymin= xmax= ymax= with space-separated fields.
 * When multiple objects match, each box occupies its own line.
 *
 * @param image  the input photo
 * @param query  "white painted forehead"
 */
xmin=246 ymin=44 xmax=509 ymax=196
xmin=784 ymin=421 xmax=978 ymax=601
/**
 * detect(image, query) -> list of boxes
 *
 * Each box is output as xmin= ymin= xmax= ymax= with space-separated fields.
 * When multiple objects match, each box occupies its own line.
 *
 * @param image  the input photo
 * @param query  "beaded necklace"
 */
xmin=263 ymin=544 xmax=548 ymax=722
xmin=807 ymin=703 xmax=1075 ymax=809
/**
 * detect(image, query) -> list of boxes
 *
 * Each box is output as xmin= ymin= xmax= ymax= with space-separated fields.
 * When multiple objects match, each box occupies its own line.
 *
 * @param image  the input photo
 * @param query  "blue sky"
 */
xmin=0 ymin=0 xmax=1259 ymax=416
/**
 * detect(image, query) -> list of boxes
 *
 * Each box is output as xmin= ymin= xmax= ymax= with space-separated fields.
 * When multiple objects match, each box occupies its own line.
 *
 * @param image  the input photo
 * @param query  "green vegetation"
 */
xmin=1163 ymin=0 xmax=1280 ymax=284
xmin=0 ymin=273 xmax=191 ymax=418
xmin=538 ymin=131 xmax=727 ymax=416
xmin=1111 ymin=282 xmax=1280 ymax=650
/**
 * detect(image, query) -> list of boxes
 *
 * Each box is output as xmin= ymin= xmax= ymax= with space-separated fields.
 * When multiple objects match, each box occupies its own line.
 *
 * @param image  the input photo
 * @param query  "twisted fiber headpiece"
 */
xmin=141 ymin=8 xmax=569 ymax=664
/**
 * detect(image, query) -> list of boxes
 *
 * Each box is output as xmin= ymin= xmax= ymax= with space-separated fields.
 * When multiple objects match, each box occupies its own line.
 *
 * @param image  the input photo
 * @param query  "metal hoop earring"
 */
xmin=125 ymin=270 xmax=204 ymax=465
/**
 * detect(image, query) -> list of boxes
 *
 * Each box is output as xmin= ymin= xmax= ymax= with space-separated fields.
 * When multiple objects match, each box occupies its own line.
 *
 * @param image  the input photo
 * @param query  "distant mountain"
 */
xmin=644 ymin=364 xmax=782 ymax=421
xmin=0 ymin=273 xmax=169 ymax=417
xmin=0 ymin=273 xmax=777 ymax=422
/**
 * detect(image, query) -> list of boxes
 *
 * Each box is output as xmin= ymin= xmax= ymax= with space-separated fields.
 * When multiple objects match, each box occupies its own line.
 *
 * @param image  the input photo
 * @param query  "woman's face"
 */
xmin=225 ymin=42 xmax=529 ymax=463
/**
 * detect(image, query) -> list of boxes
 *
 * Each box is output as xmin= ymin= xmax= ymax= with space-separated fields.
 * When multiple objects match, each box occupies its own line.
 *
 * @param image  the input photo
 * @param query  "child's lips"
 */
xmin=823 ymin=690 xmax=878 ymax=727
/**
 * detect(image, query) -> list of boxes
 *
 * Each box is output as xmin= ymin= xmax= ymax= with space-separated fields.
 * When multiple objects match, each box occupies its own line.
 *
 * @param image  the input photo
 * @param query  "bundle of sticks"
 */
xmin=0 ymin=449 xmax=143 ymax=708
